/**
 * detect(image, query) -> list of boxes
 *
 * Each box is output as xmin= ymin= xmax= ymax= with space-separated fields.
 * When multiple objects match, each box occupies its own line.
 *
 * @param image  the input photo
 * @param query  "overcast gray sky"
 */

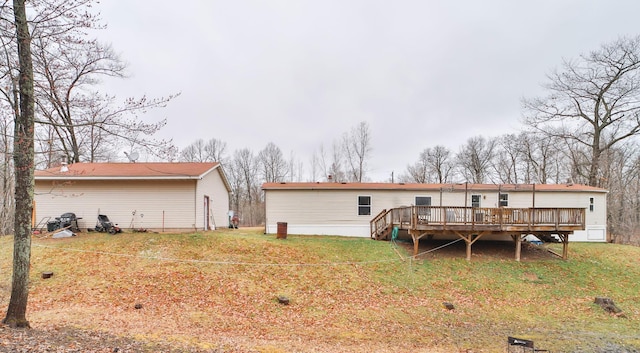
xmin=97 ymin=1 xmax=640 ymax=181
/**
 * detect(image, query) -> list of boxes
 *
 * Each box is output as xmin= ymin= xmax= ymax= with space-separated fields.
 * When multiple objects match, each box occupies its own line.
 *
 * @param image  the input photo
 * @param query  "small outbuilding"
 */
xmin=34 ymin=162 xmax=231 ymax=232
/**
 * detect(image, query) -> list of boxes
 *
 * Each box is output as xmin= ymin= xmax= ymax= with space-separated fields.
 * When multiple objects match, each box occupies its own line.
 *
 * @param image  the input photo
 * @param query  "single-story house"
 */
xmin=262 ymin=182 xmax=608 ymax=242
xmin=34 ymin=162 xmax=231 ymax=232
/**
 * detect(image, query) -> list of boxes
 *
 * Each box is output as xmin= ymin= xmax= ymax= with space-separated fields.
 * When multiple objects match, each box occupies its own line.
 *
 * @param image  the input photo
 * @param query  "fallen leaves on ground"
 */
xmin=1 ymin=228 xmax=639 ymax=352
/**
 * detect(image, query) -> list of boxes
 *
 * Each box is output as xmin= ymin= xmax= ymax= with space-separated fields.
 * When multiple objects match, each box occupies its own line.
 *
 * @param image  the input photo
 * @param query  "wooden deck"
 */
xmin=370 ymin=206 xmax=585 ymax=261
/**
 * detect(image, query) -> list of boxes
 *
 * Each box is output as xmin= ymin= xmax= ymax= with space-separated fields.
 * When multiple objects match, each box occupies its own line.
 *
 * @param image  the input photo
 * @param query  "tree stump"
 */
xmin=442 ymin=302 xmax=455 ymax=310
xmin=594 ymin=297 xmax=624 ymax=317
xmin=41 ymin=271 xmax=54 ymax=279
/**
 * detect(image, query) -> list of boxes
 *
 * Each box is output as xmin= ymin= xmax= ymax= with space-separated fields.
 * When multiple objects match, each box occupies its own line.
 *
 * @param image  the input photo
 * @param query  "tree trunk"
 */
xmin=4 ymin=0 xmax=35 ymax=329
xmin=588 ymin=129 xmax=601 ymax=187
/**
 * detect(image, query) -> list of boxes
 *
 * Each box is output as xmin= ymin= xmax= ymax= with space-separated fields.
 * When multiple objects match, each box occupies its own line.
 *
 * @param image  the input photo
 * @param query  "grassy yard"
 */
xmin=1 ymin=228 xmax=639 ymax=352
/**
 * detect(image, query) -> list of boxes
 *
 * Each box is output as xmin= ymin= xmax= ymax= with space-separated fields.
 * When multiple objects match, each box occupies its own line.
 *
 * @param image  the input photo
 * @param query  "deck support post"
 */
xmin=409 ymin=230 xmax=431 ymax=256
xmin=559 ymin=233 xmax=569 ymax=260
xmin=514 ymin=234 xmax=522 ymax=262
xmin=374 ymin=206 xmax=582 ymax=261
xmin=454 ymin=231 xmax=486 ymax=261
xmin=410 ymin=230 xmax=419 ymax=255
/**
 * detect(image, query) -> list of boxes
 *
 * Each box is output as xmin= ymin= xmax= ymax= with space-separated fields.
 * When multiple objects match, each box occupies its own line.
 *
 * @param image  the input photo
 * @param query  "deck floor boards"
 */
xmin=371 ymin=206 xmax=585 ymax=261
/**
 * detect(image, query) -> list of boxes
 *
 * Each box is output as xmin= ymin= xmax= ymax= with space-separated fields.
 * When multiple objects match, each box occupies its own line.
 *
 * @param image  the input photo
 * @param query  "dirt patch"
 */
xmin=2 ymin=325 xmax=636 ymax=353
xmin=0 ymin=325 xmax=452 ymax=353
xmin=397 ymin=238 xmax=559 ymax=261
xmin=522 ymin=271 xmax=540 ymax=281
xmin=0 ymin=325 xmax=216 ymax=353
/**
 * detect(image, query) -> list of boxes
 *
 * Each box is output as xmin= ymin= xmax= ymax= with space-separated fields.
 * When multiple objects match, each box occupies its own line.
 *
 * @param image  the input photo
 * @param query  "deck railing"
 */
xmin=405 ymin=206 xmax=585 ymax=228
xmin=370 ymin=208 xmax=390 ymax=239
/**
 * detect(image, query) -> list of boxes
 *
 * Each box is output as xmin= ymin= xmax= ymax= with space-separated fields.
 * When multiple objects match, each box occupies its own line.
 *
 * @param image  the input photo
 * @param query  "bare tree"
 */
xmin=258 ymin=142 xmax=288 ymax=183
xmin=561 ymin=135 xmax=593 ymax=184
xmin=229 ymin=148 xmax=261 ymax=226
xmin=314 ymin=144 xmax=329 ymax=181
xmin=287 ymin=151 xmax=304 ymax=182
xmin=523 ymin=35 xmax=640 ymax=187
xmin=179 ymin=139 xmax=208 ymax=162
xmin=0 ymin=111 xmax=14 ymax=235
xmin=601 ymin=144 xmax=640 ymax=245
xmin=328 ymin=140 xmax=346 ymax=182
xmin=0 ymin=0 xmax=175 ymax=167
xmin=0 ymin=0 xmax=175 ymax=327
xmin=403 ymin=151 xmax=429 ymax=183
xmin=402 ymin=145 xmax=454 ymax=183
xmin=226 ymin=161 xmax=243 ymax=218
xmin=3 ymin=0 xmax=34 ymax=328
xmin=456 ymin=136 xmax=497 ymax=184
xmin=316 ymin=141 xmax=346 ymax=182
xmin=516 ymin=131 xmax=568 ymax=184
xmin=343 ymin=121 xmax=372 ymax=182
xmin=426 ymin=145 xmax=454 ymax=183
xmin=493 ymin=134 xmax=523 ymax=184
xmin=32 ymin=37 xmax=175 ymax=164
xmin=308 ymin=150 xmax=321 ymax=182
xmin=204 ymin=138 xmax=228 ymax=163
xmin=180 ymin=138 xmax=227 ymax=163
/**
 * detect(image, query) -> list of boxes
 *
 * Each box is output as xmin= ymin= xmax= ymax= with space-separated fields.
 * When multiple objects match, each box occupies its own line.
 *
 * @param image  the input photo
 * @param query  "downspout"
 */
xmin=532 ymin=183 xmax=536 ymax=226
xmin=194 ymin=180 xmax=198 ymax=231
xmin=263 ymin=189 xmax=267 ymax=234
xmin=440 ymin=186 xmax=445 ymax=225
xmin=532 ymin=183 xmax=535 ymax=208
xmin=464 ymin=182 xmax=468 ymax=224
xmin=464 ymin=182 xmax=468 ymax=208
xmin=229 ymin=189 xmax=233 ymax=231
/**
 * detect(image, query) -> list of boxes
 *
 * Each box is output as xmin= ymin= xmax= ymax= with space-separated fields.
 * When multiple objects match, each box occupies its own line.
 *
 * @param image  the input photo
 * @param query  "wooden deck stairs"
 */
xmin=370 ymin=209 xmax=393 ymax=240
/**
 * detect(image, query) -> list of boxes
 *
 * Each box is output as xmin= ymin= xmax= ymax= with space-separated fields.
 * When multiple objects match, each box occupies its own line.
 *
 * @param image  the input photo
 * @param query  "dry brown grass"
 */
xmin=1 ymin=228 xmax=640 ymax=352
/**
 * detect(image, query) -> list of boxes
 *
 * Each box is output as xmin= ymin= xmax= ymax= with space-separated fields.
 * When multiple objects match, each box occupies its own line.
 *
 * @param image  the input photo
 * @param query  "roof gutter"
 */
xmin=35 ymin=176 xmax=203 ymax=181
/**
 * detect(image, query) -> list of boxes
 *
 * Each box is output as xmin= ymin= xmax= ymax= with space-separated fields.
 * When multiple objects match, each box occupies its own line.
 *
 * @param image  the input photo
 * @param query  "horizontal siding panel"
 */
xmin=196 ymin=169 xmax=230 ymax=230
xmin=35 ymin=180 xmax=197 ymax=231
xmin=265 ymin=188 xmax=607 ymax=241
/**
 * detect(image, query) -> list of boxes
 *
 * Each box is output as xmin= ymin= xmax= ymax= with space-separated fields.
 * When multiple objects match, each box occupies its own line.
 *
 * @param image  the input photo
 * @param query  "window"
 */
xmin=589 ymin=197 xmax=594 ymax=212
xmin=499 ymin=193 xmax=508 ymax=207
xmin=471 ymin=194 xmax=481 ymax=208
xmin=358 ymin=196 xmax=371 ymax=215
xmin=415 ymin=196 xmax=432 ymax=221
xmin=415 ymin=196 xmax=431 ymax=206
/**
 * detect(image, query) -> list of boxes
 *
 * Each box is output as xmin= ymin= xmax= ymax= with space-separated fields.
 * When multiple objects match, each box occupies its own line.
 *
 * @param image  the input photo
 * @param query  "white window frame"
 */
xmin=358 ymin=195 xmax=372 ymax=216
xmin=471 ymin=194 xmax=481 ymax=208
xmin=499 ymin=193 xmax=508 ymax=207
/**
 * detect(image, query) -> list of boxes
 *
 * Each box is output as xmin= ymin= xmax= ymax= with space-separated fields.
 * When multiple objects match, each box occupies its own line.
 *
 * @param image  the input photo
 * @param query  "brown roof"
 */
xmin=262 ymin=182 xmax=607 ymax=193
xmin=35 ymin=162 xmax=221 ymax=180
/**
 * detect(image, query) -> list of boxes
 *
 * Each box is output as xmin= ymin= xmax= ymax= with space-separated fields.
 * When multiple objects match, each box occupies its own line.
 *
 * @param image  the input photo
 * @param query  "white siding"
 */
xmin=266 ymin=189 xmax=445 ymax=237
xmin=196 ymin=168 xmax=230 ymax=230
xmin=35 ymin=180 xmax=198 ymax=231
xmin=264 ymin=187 xmax=608 ymax=241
